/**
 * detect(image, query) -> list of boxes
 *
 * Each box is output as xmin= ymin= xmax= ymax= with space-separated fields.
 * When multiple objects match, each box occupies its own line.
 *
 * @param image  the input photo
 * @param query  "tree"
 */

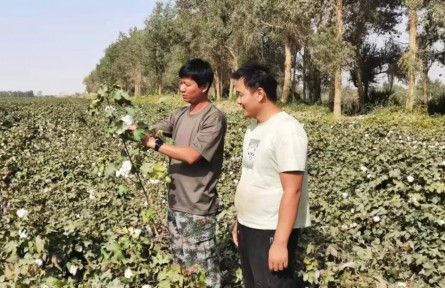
xmin=400 ymin=0 xmax=426 ymax=112
xmin=125 ymin=29 xmax=149 ymax=97
xmin=250 ymin=0 xmax=316 ymax=103
xmin=144 ymin=2 xmax=178 ymax=95
xmin=344 ymin=0 xmax=402 ymax=111
xmin=83 ymin=70 xmax=101 ymax=94
xmin=175 ymin=0 xmax=233 ymax=100
xmin=334 ymin=0 xmax=344 ymax=117
xmin=417 ymin=0 xmax=445 ymax=105
xmin=310 ymin=1 xmax=353 ymax=114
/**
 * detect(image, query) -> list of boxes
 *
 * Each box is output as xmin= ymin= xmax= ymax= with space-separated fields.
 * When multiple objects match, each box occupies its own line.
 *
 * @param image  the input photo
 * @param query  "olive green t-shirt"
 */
xmin=153 ymin=103 xmax=226 ymax=215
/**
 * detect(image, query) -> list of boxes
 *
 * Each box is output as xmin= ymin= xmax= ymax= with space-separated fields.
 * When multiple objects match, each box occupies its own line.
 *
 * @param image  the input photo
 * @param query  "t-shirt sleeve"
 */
xmin=152 ymin=108 xmax=184 ymax=137
xmin=191 ymin=112 xmax=226 ymax=162
xmin=276 ymin=126 xmax=308 ymax=172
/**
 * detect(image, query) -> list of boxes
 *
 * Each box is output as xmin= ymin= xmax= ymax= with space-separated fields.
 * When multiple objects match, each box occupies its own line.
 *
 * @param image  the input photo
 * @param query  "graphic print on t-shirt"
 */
xmin=244 ymin=139 xmax=260 ymax=169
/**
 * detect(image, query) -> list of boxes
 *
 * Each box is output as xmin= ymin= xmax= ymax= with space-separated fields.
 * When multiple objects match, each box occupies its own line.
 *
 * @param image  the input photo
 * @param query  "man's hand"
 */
xmin=142 ymin=134 xmax=155 ymax=149
xmin=128 ymin=124 xmax=137 ymax=132
xmin=268 ymin=242 xmax=288 ymax=272
xmin=232 ymin=221 xmax=238 ymax=247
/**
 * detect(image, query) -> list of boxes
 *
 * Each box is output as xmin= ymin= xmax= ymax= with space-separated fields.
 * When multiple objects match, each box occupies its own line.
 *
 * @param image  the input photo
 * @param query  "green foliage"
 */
xmin=428 ymin=92 xmax=445 ymax=115
xmin=310 ymin=27 xmax=355 ymax=75
xmin=299 ymin=112 xmax=445 ymax=287
xmin=1 ymin=97 xmax=445 ymax=287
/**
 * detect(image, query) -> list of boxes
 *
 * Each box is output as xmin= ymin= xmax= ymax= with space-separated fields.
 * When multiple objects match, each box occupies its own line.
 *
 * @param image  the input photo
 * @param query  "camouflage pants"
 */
xmin=168 ymin=210 xmax=221 ymax=288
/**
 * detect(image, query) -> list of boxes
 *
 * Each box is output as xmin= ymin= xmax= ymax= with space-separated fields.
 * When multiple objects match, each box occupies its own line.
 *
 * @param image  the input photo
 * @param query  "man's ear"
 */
xmin=256 ymin=87 xmax=267 ymax=102
xmin=201 ymin=83 xmax=210 ymax=93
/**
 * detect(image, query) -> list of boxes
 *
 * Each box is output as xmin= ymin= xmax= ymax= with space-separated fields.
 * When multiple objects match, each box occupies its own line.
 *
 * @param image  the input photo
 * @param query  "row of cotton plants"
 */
xmin=1 ymin=96 xmax=444 ymax=287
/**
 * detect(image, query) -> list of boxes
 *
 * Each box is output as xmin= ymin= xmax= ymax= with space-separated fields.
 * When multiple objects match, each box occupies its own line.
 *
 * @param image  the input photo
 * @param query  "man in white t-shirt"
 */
xmin=231 ymin=63 xmax=310 ymax=288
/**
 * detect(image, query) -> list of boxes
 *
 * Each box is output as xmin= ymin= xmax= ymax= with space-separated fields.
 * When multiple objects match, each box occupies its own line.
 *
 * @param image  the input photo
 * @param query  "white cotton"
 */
xmin=149 ymin=179 xmax=162 ymax=185
xmin=69 ymin=265 xmax=78 ymax=276
xmin=124 ymin=268 xmax=133 ymax=278
xmin=105 ymin=105 xmax=116 ymax=113
xmin=116 ymin=161 xmax=132 ymax=178
xmin=88 ymin=189 xmax=95 ymax=200
xmin=134 ymin=228 xmax=142 ymax=237
xmin=19 ymin=229 xmax=28 ymax=239
xmin=121 ymin=115 xmax=134 ymax=126
xmin=16 ymin=208 xmax=28 ymax=218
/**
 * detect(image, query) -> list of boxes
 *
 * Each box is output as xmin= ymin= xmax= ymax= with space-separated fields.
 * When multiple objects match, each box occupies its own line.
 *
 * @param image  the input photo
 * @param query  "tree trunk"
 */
xmin=422 ymin=65 xmax=429 ymax=106
xmin=134 ymin=70 xmax=143 ymax=97
xmin=228 ymin=47 xmax=239 ymax=100
xmin=406 ymin=8 xmax=417 ymax=112
xmin=219 ymin=75 xmax=223 ymax=101
xmin=329 ymin=76 xmax=335 ymax=106
xmin=134 ymin=72 xmax=142 ymax=97
xmin=158 ymin=83 xmax=162 ymax=96
xmin=229 ymin=79 xmax=235 ymax=101
xmin=388 ymin=65 xmax=395 ymax=93
xmin=281 ymin=37 xmax=292 ymax=104
xmin=215 ymin=70 xmax=221 ymax=101
xmin=292 ymin=48 xmax=298 ymax=102
xmin=334 ymin=69 xmax=342 ymax=117
xmin=313 ymin=68 xmax=321 ymax=104
xmin=334 ymin=0 xmax=344 ymax=118
xmin=356 ymin=65 xmax=365 ymax=111
xmin=302 ymin=47 xmax=308 ymax=101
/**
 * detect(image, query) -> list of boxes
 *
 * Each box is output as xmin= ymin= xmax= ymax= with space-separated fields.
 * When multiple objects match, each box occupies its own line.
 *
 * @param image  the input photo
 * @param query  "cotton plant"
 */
xmin=16 ymin=208 xmax=28 ymax=218
xmin=88 ymin=84 xmax=170 ymax=207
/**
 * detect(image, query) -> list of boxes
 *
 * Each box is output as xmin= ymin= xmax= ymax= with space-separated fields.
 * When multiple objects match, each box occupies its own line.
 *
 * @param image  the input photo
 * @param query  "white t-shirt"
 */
xmin=235 ymin=111 xmax=311 ymax=230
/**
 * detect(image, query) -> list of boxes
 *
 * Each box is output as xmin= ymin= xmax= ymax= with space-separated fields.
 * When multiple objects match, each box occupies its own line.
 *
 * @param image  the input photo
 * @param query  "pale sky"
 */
xmin=0 ymin=2 xmax=443 ymax=95
xmin=0 ymin=0 xmax=159 ymax=95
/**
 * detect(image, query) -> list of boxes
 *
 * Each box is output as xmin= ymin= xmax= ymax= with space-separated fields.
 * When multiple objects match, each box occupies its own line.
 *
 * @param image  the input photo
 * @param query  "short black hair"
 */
xmin=231 ymin=63 xmax=278 ymax=102
xmin=179 ymin=58 xmax=214 ymax=89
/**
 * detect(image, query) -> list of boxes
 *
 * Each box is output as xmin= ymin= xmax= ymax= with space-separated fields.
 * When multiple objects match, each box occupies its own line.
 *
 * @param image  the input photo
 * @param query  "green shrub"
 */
xmin=428 ymin=92 xmax=445 ymax=115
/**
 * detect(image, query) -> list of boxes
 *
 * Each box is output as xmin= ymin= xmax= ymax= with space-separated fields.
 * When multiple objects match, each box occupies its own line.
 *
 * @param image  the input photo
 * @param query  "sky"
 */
xmin=0 ymin=0 xmax=160 ymax=95
xmin=0 ymin=1 xmax=443 ymax=95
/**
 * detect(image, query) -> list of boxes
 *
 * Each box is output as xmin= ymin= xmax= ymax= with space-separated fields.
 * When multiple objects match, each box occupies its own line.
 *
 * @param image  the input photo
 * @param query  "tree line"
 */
xmin=0 ymin=91 xmax=34 ymax=97
xmin=83 ymin=0 xmax=445 ymax=116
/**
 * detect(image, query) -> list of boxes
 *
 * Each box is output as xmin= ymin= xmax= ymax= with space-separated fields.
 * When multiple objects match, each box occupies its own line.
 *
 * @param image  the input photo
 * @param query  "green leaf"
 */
xmin=97 ymin=84 xmax=108 ymax=97
xmin=35 ymin=235 xmax=45 ymax=253
xmin=133 ymin=128 xmax=146 ymax=142
xmin=4 ymin=241 xmax=19 ymax=254
xmin=143 ymin=208 xmax=156 ymax=223
xmin=112 ymin=90 xmax=122 ymax=101
xmin=45 ymin=277 xmax=67 ymax=287
xmin=118 ymin=185 xmax=128 ymax=196
xmin=104 ymin=163 xmax=117 ymax=178
xmin=141 ymin=162 xmax=154 ymax=176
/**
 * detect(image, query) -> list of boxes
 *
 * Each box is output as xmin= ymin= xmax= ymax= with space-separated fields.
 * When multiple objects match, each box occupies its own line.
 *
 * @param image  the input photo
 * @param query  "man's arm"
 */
xmin=232 ymin=218 xmax=238 ymax=247
xmin=143 ymin=136 xmax=201 ymax=165
xmin=143 ymin=111 xmax=225 ymax=165
xmin=268 ymin=171 xmax=303 ymax=272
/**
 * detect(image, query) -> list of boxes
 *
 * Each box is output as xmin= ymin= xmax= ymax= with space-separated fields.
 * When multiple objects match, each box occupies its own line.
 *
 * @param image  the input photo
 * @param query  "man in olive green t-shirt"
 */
xmin=135 ymin=58 xmax=226 ymax=287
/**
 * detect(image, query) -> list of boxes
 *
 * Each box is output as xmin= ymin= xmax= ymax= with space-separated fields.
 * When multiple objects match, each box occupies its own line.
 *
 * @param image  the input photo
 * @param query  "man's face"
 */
xmin=236 ymin=78 xmax=261 ymax=118
xmin=179 ymin=77 xmax=207 ymax=104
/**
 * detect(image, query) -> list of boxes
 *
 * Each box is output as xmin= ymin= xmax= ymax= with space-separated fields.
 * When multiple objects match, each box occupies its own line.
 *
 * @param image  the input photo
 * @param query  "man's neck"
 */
xmin=256 ymin=103 xmax=281 ymax=123
xmin=190 ymin=99 xmax=210 ymax=114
